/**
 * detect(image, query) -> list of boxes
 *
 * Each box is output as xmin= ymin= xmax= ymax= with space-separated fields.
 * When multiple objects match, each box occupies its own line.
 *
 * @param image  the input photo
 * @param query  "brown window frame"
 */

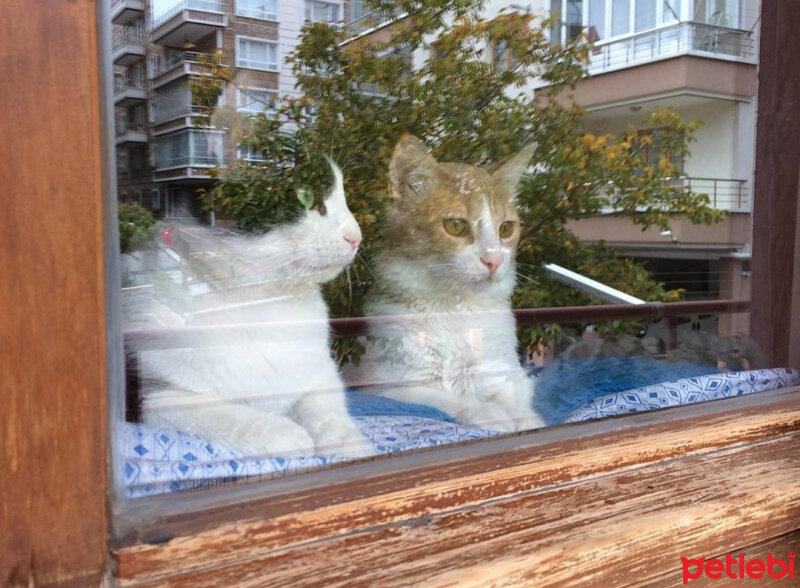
xmin=2 ymin=1 xmax=799 ymax=586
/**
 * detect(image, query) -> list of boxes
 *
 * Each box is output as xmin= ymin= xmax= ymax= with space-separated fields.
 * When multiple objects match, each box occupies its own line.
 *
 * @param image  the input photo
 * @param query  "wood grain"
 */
xmin=647 ymin=529 xmax=800 ymax=587
xmin=751 ymin=0 xmax=800 ymax=369
xmin=112 ymin=387 xmax=800 ymax=584
xmin=0 ymin=0 xmax=110 ymax=585
xmin=115 ymin=430 xmax=800 ymax=587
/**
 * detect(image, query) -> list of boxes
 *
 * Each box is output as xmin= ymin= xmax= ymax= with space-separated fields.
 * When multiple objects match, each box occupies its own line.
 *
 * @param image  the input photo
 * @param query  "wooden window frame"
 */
xmin=2 ymin=1 xmax=799 ymax=585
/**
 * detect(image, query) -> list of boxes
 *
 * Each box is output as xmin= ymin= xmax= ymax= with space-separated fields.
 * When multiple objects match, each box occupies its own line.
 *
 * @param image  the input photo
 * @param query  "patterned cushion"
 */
xmin=121 ymin=368 xmax=800 ymax=498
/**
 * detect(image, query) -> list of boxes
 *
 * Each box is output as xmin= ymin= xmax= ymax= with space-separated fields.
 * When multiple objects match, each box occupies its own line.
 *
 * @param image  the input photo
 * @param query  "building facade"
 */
xmin=112 ymin=0 xmax=342 ymax=218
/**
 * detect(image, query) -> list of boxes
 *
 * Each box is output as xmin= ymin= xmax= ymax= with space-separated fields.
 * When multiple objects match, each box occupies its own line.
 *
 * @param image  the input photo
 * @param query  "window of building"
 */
xmin=236 ymin=0 xmax=278 ymax=21
xmin=130 ymin=148 xmax=144 ymax=171
xmin=236 ymin=36 xmax=279 ymax=71
xmin=305 ymin=0 xmax=340 ymax=23
xmin=237 ymin=144 xmax=267 ymax=162
xmin=236 ymin=87 xmax=277 ymax=116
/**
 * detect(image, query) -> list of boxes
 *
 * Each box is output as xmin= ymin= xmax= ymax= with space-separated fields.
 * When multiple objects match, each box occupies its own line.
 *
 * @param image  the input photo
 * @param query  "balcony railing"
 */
xmin=113 ymin=76 xmax=145 ymax=95
xmin=150 ymin=51 xmax=212 ymax=78
xmin=680 ymin=177 xmax=749 ymax=210
xmin=115 ymin=122 xmax=146 ymax=136
xmin=598 ymin=177 xmax=749 ymax=211
xmin=588 ymin=21 xmax=756 ymax=76
xmin=153 ymin=104 xmax=209 ymax=124
xmin=345 ymin=8 xmax=406 ymax=38
xmin=112 ymin=26 xmax=144 ymax=51
xmin=150 ymin=0 xmax=223 ymax=31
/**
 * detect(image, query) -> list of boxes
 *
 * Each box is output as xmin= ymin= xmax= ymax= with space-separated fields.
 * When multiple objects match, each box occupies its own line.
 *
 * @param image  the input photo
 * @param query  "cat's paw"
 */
xmin=458 ymin=402 xmax=516 ymax=433
xmin=232 ymin=417 xmax=316 ymax=458
xmin=311 ymin=420 xmax=377 ymax=458
xmin=511 ymin=411 xmax=546 ymax=432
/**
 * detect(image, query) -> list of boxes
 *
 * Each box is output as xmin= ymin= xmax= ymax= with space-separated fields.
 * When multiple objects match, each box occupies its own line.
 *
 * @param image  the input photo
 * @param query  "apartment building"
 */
xmin=344 ymin=0 xmax=759 ymax=334
xmin=111 ymin=0 xmax=342 ymax=218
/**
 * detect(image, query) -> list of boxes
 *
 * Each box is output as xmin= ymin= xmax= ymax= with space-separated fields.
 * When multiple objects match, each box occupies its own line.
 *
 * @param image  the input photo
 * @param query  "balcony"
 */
xmin=150 ymin=51 xmax=214 ymax=90
xmin=152 ymin=129 xmax=224 ymax=182
xmin=112 ymin=26 xmax=145 ymax=65
xmin=115 ymin=122 xmax=148 ymax=146
xmin=149 ymin=0 xmax=227 ymax=48
xmin=596 ymin=177 xmax=749 ymax=212
xmin=588 ymin=21 xmax=756 ymax=77
xmin=345 ymin=8 xmax=406 ymax=39
xmin=111 ymin=0 xmax=145 ymax=25
xmin=113 ymin=77 xmax=146 ymax=106
xmin=678 ymin=177 xmax=749 ymax=211
xmin=152 ymin=104 xmax=209 ymax=135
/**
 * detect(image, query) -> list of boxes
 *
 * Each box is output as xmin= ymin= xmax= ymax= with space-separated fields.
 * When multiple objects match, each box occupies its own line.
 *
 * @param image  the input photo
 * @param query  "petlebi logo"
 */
xmin=682 ymin=552 xmax=795 ymax=584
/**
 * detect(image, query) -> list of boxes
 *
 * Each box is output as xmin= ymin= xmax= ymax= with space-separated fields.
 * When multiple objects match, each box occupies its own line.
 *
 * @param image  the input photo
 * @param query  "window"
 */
xmin=8 ymin=1 xmax=800 ymax=585
xmin=236 ymin=0 xmax=278 ymax=21
xmin=130 ymin=148 xmax=143 ymax=171
xmin=237 ymin=143 xmax=267 ymax=161
xmin=116 ymin=149 xmax=129 ymax=172
xmin=236 ymin=37 xmax=278 ymax=71
xmin=305 ymin=0 xmax=340 ymax=23
xmin=236 ymin=87 xmax=277 ymax=116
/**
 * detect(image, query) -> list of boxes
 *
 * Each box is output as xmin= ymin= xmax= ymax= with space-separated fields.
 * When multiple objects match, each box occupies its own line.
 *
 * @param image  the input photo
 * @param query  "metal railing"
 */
xmin=150 ymin=0 xmax=224 ymax=31
xmin=115 ymin=122 xmax=146 ymax=137
xmin=113 ymin=76 xmax=145 ymax=95
xmin=345 ymin=8 xmax=406 ymax=37
xmin=112 ymin=26 xmax=144 ymax=50
xmin=598 ymin=177 xmax=749 ymax=211
xmin=681 ymin=177 xmax=749 ymax=210
xmin=588 ymin=21 xmax=755 ymax=75
xmin=150 ymin=51 xmax=212 ymax=78
xmin=153 ymin=103 xmax=209 ymax=124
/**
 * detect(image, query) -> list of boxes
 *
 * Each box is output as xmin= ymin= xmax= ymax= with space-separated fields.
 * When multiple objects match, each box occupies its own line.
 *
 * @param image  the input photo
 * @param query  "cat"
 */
xmin=133 ymin=161 xmax=375 ymax=458
xmin=352 ymin=135 xmax=545 ymax=432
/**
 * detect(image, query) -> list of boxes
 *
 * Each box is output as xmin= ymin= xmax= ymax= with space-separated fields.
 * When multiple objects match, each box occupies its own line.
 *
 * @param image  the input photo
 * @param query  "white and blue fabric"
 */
xmin=122 ymin=367 xmax=800 ymax=498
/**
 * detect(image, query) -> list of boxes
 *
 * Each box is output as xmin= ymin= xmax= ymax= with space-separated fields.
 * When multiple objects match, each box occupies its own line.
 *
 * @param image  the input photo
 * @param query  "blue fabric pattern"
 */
xmin=121 ymin=367 xmax=800 ymax=498
xmin=533 ymin=356 xmax=719 ymax=425
xmin=565 ymin=367 xmax=800 ymax=422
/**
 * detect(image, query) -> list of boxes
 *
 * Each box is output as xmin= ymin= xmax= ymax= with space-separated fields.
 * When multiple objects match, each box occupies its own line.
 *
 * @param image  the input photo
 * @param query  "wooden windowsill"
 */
xmin=112 ymin=385 xmax=800 ymax=585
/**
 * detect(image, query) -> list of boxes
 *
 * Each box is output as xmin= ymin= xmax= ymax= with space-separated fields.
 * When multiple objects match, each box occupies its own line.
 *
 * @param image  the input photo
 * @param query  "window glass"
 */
xmin=237 ymin=37 xmax=278 ymax=70
xmin=305 ymin=0 xmax=340 ymax=23
xmin=588 ymin=0 xmax=606 ymax=41
xmin=111 ymin=0 xmax=783 ymax=501
xmin=236 ymin=0 xmax=278 ymax=21
xmin=612 ymin=0 xmax=631 ymax=35
xmin=635 ymin=0 xmax=657 ymax=31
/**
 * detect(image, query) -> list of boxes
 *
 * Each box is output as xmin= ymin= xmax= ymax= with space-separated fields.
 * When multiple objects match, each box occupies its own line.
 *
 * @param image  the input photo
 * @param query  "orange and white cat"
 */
xmin=355 ymin=135 xmax=545 ymax=432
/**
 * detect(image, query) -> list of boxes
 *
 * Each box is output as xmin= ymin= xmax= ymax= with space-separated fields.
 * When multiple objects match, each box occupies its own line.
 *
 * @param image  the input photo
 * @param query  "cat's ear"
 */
xmin=389 ymin=134 xmax=438 ymax=200
xmin=492 ymin=142 xmax=536 ymax=197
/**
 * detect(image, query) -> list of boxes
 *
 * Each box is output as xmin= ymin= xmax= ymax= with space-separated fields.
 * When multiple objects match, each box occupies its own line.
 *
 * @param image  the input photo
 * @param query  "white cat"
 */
xmin=134 ymin=162 xmax=375 ymax=458
xmin=353 ymin=135 xmax=545 ymax=433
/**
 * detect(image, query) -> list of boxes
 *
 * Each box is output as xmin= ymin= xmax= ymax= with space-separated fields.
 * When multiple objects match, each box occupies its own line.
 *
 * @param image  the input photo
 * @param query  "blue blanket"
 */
xmin=533 ymin=356 xmax=718 ymax=425
xmin=121 ymin=365 xmax=800 ymax=498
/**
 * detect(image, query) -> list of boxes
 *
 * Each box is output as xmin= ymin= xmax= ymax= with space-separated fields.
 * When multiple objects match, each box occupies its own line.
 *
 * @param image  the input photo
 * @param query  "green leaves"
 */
xmin=201 ymin=1 xmax=724 ymax=353
xmin=118 ymin=203 xmax=156 ymax=254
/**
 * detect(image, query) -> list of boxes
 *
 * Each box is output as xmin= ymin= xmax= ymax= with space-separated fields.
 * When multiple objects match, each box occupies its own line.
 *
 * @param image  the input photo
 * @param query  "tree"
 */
xmin=201 ymin=0 xmax=726 ymax=357
xmin=118 ymin=202 xmax=157 ymax=254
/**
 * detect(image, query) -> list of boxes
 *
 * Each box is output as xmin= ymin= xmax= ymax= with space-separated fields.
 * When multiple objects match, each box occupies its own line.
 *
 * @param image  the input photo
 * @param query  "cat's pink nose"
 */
xmin=481 ymin=255 xmax=502 ymax=276
xmin=344 ymin=234 xmax=361 ymax=250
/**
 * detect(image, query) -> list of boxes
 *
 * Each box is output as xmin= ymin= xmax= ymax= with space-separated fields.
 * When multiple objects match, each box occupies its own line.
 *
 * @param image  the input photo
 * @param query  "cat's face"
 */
xmin=238 ymin=161 xmax=362 ymax=286
xmin=382 ymin=135 xmax=533 ymax=294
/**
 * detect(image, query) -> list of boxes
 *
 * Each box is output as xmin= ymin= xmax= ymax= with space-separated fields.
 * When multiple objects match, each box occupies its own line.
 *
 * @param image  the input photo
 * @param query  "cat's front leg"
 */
xmin=144 ymin=389 xmax=316 ymax=457
xmin=473 ymin=362 xmax=545 ymax=431
xmin=292 ymin=385 xmax=376 ymax=458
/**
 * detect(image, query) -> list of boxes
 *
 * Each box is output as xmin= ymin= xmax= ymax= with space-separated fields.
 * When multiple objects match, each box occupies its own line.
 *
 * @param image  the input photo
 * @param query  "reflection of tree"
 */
xmin=193 ymin=0 xmax=726 ymax=356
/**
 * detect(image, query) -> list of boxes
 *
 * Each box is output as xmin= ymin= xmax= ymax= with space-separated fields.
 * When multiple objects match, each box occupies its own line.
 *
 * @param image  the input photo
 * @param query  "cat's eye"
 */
xmin=312 ymin=202 xmax=328 ymax=216
xmin=498 ymin=221 xmax=516 ymax=239
xmin=443 ymin=218 xmax=469 ymax=237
